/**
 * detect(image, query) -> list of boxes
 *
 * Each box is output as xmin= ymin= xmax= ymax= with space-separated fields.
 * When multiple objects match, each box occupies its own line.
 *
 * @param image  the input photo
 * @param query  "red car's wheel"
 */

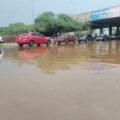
xmin=18 ymin=44 xmax=23 ymax=47
xmin=29 ymin=40 xmax=34 ymax=47
xmin=46 ymin=40 xmax=51 ymax=46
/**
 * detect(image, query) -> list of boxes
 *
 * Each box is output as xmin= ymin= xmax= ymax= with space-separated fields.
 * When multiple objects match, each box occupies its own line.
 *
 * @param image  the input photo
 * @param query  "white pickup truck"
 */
xmin=0 ymin=36 xmax=4 ymax=43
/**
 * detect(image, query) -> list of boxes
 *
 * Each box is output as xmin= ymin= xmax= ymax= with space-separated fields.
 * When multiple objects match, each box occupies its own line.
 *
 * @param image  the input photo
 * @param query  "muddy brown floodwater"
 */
xmin=0 ymin=41 xmax=120 ymax=120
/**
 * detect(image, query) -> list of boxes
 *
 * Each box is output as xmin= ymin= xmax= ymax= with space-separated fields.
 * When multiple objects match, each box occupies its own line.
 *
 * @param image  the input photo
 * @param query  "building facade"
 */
xmin=72 ymin=5 xmax=120 ymax=36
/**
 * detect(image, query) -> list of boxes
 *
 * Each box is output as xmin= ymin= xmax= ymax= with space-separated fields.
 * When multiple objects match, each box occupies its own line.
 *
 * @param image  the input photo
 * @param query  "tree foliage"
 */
xmin=0 ymin=23 xmax=33 ymax=35
xmin=34 ymin=12 xmax=84 ymax=36
xmin=34 ymin=12 xmax=57 ymax=35
xmin=0 ymin=12 xmax=90 ymax=36
xmin=57 ymin=14 xmax=81 ymax=32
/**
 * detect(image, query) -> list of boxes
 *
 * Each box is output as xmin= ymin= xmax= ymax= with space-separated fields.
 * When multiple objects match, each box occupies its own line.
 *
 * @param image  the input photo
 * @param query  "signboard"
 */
xmin=91 ymin=6 xmax=120 ymax=21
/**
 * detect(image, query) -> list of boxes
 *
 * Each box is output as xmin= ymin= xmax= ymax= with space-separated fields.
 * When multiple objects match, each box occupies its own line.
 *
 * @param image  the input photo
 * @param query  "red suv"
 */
xmin=54 ymin=35 xmax=77 ymax=45
xmin=16 ymin=32 xmax=51 ymax=47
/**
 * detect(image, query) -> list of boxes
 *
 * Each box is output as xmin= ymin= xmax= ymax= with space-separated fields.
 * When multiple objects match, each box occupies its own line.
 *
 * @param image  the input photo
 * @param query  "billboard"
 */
xmin=91 ymin=6 xmax=120 ymax=21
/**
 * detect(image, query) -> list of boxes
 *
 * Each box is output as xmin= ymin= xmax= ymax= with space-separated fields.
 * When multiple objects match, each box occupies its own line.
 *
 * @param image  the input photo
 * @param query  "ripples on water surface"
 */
xmin=1 ymin=41 xmax=120 ymax=73
xmin=0 ymin=41 xmax=120 ymax=120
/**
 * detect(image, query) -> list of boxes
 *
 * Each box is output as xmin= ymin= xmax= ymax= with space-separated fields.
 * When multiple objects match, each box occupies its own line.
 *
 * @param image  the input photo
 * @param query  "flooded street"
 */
xmin=0 ymin=41 xmax=120 ymax=120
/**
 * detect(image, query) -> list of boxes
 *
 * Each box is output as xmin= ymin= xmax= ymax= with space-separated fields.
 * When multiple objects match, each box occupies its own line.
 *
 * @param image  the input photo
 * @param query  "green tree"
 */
xmin=0 ymin=23 xmax=33 ymax=35
xmin=80 ymin=22 xmax=91 ymax=30
xmin=0 ymin=12 xmax=91 ymax=36
xmin=0 ymin=27 xmax=10 ymax=35
xmin=8 ymin=23 xmax=33 ymax=34
xmin=34 ymin=12 xmax=83 ymax=36
xmin=34 ymin=12 xmax=57 ymax=35
xmin=57 ymin=14 xmax=81 ymax=32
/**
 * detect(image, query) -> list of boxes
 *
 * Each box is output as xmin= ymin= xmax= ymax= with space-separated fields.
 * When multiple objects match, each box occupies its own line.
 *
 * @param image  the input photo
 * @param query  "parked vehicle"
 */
xmin=0 ymin=36 xmax=4 ymax=43
xmin=16 ymin=32 xmax=51 ymax=47
xmin=78 ymin=34 xmax=94 ymax=43
xmin=54 ymin=35 xmax=77 ymax=45
xmin=95 ymin=34 xmax=110 ymax=41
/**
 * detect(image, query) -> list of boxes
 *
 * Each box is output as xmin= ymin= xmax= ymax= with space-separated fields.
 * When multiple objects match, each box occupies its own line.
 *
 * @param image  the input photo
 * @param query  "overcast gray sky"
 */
xmin=0 ymin=0 xmax=120 ymax=27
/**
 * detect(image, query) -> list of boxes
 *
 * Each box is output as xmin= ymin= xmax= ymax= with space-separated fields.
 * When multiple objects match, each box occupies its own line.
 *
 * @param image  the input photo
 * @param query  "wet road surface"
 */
xmin=0 ymin=41 xmax=120 ymax=120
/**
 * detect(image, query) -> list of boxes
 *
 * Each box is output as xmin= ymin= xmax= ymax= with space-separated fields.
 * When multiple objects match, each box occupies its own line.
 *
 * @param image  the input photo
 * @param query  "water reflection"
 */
xmin=0 ymin=47 xmax=4 ymax=61
xmin=17 ymin=47 xmax=49 ymax=60
xmin=1 ymin=41 xmax=120 ymax=74
xmin=0 ymin=41 xmax=120 ymax=120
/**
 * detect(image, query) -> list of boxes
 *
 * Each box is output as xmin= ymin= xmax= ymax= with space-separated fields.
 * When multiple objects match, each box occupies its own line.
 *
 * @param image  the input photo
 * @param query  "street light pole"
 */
xmin=32 ymin=0 xmax=35 ymax=22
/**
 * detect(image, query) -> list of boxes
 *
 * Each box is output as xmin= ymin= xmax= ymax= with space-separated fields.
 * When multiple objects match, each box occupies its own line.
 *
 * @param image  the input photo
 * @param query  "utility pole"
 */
xmin=32 ymin=0 xmax=35 ymax=22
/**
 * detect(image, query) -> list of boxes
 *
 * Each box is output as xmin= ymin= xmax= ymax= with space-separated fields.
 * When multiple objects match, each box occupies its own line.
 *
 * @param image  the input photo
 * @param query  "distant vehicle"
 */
xmin=0 ymin=36 xmax=4 ymax=43
xmin=95 ymin=34 xmax=110 ymax=41
xmin=54 ymin=35 xmax=77 ymax=45
xmin=78 ymin=34 xmax=94 ymax=43
xmin=16 ymin=32 xmax=51 ymax=47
